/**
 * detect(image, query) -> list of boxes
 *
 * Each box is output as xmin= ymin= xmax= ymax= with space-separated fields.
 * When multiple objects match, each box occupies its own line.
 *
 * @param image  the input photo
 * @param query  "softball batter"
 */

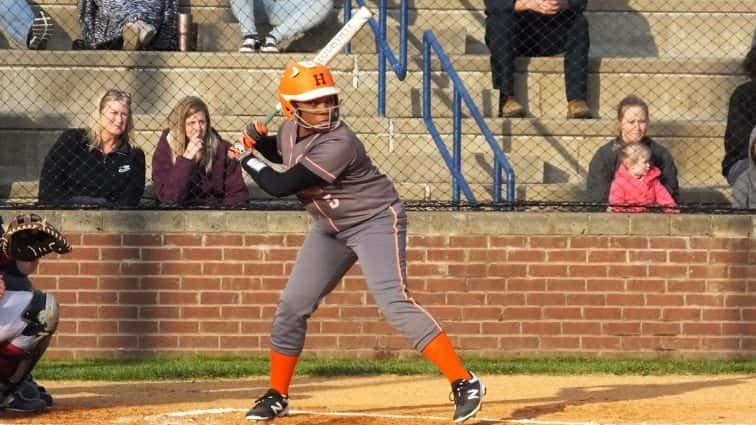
xmin=238 ymin=61 xmax=486 ymax=423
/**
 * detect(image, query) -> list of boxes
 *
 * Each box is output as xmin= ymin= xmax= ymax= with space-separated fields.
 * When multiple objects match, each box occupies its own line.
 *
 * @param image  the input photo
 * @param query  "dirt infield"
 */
xmin=0 ymin=374 xmax=754 ymax=424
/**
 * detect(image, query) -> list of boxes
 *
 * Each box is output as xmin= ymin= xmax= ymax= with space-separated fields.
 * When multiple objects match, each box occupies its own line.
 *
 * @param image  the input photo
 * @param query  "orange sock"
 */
xmin=421 ymin=332 xmax=471 ymax=383
xmin=270 ymin=350 xmax=299 ymax=396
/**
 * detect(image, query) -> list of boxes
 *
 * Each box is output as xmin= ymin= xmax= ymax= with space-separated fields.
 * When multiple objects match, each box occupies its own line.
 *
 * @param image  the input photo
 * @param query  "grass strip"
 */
xmin=35 ymin=356 xmax=756 ymax=381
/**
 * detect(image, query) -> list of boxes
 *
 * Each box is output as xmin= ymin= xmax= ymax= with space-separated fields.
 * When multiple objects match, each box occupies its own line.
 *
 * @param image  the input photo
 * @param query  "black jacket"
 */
xmin=38 ymin=129 xmax=145 ymax=206
xmin=722 ymin=80 xmax=756 ymax=178
xmin=586 ymin=136 xmax=680 ymax=204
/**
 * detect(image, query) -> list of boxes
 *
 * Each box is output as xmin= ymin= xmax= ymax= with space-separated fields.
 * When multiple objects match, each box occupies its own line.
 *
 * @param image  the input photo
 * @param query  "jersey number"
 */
xmin=323 ymin=194 xmax=340 ymax=209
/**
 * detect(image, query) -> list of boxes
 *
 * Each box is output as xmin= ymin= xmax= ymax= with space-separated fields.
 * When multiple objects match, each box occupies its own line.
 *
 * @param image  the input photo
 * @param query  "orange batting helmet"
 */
xmin=278 ymin=61 xmax=340 ymax=121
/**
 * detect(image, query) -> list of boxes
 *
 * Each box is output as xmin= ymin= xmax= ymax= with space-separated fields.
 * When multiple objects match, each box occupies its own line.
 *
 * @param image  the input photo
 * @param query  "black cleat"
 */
xmin=26 ymin=377 xmax=52 ymax=407
xmin=450 ymin=372 xmax=486 ymax=423
xmin=245 ymin=388 xmax=289 ymax=421
xmin=1 ymin=380 xmax=46 ymax=413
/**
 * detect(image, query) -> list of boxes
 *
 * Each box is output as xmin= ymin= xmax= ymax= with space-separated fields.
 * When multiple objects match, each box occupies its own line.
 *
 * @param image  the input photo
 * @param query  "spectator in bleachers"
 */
xmin=76 ymin=0 xmax=177 ymax=50
xmin=484 ymin=0 xmax=591 ymax=119
xmin=608 ymin=142 xmax=677 ymax=213
xmin=38 ymin=90 xmax=146 ymax=206
xmin=722 ymin=45 xmax=756 ymax=186
xmin=0 ymin=1 xmax=53 ymax=50
xmin=732 ymin=126 xmax=756 ymax=208
xmin=587 ymin=95 xmax=679 ymax=206
xmin=230 ymin=0 xmax=334 ymax=53
xmin=152 ymin=96 xmax=249 ymax=206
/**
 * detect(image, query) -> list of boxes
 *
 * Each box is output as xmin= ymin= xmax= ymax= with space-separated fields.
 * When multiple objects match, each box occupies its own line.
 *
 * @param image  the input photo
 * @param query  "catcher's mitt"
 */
xmin=0 ymin=213 xmax=72 ymax=261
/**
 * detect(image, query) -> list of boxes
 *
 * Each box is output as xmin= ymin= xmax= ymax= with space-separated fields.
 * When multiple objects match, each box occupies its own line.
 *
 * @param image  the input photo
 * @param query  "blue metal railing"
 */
xmin=342 ymin=2 xmax=515 ymax=203
xmin=344 ymin=0 xmax=407 ymax=116
xmin=422 ymin=31 xmax=516 ymax=203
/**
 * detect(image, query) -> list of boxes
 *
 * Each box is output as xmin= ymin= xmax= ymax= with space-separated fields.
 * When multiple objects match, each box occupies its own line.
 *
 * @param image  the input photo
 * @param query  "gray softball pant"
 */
xmin=270 ymin=202 xmax=442 ymax=356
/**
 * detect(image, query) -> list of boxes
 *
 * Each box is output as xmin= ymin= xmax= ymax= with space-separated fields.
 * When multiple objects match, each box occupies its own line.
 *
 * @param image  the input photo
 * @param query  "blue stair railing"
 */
xmin=344 ymin=0 xmax=407 ymax=116
xmin=342 ymin=1 xmax=515 ymax=203
xmin=422 ymin=31 xmax=516 ymax=203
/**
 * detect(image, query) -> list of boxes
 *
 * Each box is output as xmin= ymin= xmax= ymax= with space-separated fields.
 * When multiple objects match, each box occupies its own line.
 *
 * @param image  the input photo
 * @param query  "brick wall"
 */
xmin=6 ymin=211 xmax=754 ymax=359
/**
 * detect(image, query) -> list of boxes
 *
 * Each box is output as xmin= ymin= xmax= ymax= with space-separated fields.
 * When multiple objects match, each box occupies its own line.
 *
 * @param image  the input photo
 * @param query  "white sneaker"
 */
xmin=122 ymin=20 xmax=155 ymax=50
xmin=137 ymin=20 xmax=156 ymax=46
xmin=259 ymin=35 xmax=280 ymax=53
xmin=238 ymin=36 xmax=260 ymax=53
xmin=27 ymin=10 xmax=53 ymax=50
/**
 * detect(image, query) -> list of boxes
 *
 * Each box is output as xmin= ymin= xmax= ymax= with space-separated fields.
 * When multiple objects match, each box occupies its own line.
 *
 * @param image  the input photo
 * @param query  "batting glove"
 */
xmin=242 ymin=119 xmax=268 ymax=150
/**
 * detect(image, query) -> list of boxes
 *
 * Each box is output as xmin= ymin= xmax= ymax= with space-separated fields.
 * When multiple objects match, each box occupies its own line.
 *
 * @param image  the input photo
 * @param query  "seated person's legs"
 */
xmin=79 ymin=0 xmax=173 ymax=50
xmin=230 ymin=0 xmax=261 ymax=52
xmin=487 ymin=8 xmax=591 ymax=118
xmin=525 ymin=11 xmax=590 ymax=118
xmin=520 ymin=11 xmax=591 ymax=118
xmin=485 ymin=10 xmax=524 ymax=117
xmin=262 ymin=0 xmax=334 ymax=53
xmin=0 ymin=0 xmax=52 ymax=50
xmin=558 ymin=11 xmax=590 ymax=118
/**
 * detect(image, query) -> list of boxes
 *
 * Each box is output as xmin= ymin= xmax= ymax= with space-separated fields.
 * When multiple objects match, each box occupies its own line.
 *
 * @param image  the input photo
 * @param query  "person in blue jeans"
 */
xmin=230 ymin=0 xmax=333 ymax=53
xmin=0 ymin=0 xmax=53 ymax=50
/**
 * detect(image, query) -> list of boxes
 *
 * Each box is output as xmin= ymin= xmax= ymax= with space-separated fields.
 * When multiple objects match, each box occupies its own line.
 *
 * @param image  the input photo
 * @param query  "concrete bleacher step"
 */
xmin=361 ymin=132 xmax=727 ymax=188
xmin=0 ymin=116 xmax=728 ymax=200
xmin=32 ymin=0 xmax=756 ymax=12
xmin=0 ymin=0 xmax=747 ymax=204
xmin=0 ymin=179 xmax=732 ymax=205
xmin=10 ymin=5 xmax=466 ymax=55
xmin=0 ymin=51 xmax=746 ymax=120
xmin=0 ymin=127 xmax=546 ymax=185
xmin=196 ymin=22 xmax=466 ymax=55
xmin=9 ymin=0 xmax=753 ymax=57
xmin=394 ymin=181 xmax=732 ymax=205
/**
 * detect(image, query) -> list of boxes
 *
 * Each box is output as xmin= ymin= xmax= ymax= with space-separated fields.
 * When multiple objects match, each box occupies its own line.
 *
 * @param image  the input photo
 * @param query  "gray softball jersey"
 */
xmin=268 ymin=121 xmax=442 ymax=356
xmin=277 ymin=120 xmax=400 ymax=233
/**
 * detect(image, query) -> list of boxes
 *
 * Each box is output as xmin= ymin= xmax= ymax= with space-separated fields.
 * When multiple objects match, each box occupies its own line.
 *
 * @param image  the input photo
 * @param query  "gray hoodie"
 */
xmin=732 ymin=126 xmax=756 ymax=208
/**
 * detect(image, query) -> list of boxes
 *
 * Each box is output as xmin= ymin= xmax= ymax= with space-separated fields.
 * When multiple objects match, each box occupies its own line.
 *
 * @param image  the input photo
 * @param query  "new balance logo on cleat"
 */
xmin=245 ymin=389 xmax=289 ymax=421
xmin=269 ymin=402 xmax=285 ymax=415
xmin=450 ymin=372 xmax=486 ymax=423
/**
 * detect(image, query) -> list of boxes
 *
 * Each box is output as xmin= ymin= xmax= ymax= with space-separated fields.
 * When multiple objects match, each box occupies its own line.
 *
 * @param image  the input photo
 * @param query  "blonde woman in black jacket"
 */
xmin=38 ymin=90 xmax=145 ymax=207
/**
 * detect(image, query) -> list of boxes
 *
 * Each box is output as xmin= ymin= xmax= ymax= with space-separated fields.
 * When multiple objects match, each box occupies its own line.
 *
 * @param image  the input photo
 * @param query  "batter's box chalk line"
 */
xmin=115 ymin=407 xmax=751 ymax=425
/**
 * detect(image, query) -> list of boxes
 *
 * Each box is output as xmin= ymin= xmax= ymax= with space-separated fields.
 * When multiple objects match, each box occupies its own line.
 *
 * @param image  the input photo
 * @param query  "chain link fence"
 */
xmin=0 ymin=0 xmax=754 ymax=212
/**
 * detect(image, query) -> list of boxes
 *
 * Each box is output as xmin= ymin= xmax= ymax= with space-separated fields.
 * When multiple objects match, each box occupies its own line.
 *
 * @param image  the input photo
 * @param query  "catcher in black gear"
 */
xmin=0 ymin=214 xmax=70 ymax=413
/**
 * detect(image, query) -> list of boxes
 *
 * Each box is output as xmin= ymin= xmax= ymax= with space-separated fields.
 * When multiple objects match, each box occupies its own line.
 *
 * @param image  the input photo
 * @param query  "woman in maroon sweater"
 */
xmin=152 ymin=96 xmax=249 ymax=206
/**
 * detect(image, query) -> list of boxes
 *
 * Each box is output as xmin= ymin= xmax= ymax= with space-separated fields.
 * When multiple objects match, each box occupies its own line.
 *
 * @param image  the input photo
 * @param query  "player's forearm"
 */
xmin=241 ymin=157 xmax=324 ymax=197
xmin=255 ymin=136 xmax=283 ymax=164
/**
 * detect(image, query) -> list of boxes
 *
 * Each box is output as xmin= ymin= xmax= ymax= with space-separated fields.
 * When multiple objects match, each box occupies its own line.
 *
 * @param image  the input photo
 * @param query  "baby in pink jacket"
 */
xmin=609 ymin=143 xmax=677 ymax=213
